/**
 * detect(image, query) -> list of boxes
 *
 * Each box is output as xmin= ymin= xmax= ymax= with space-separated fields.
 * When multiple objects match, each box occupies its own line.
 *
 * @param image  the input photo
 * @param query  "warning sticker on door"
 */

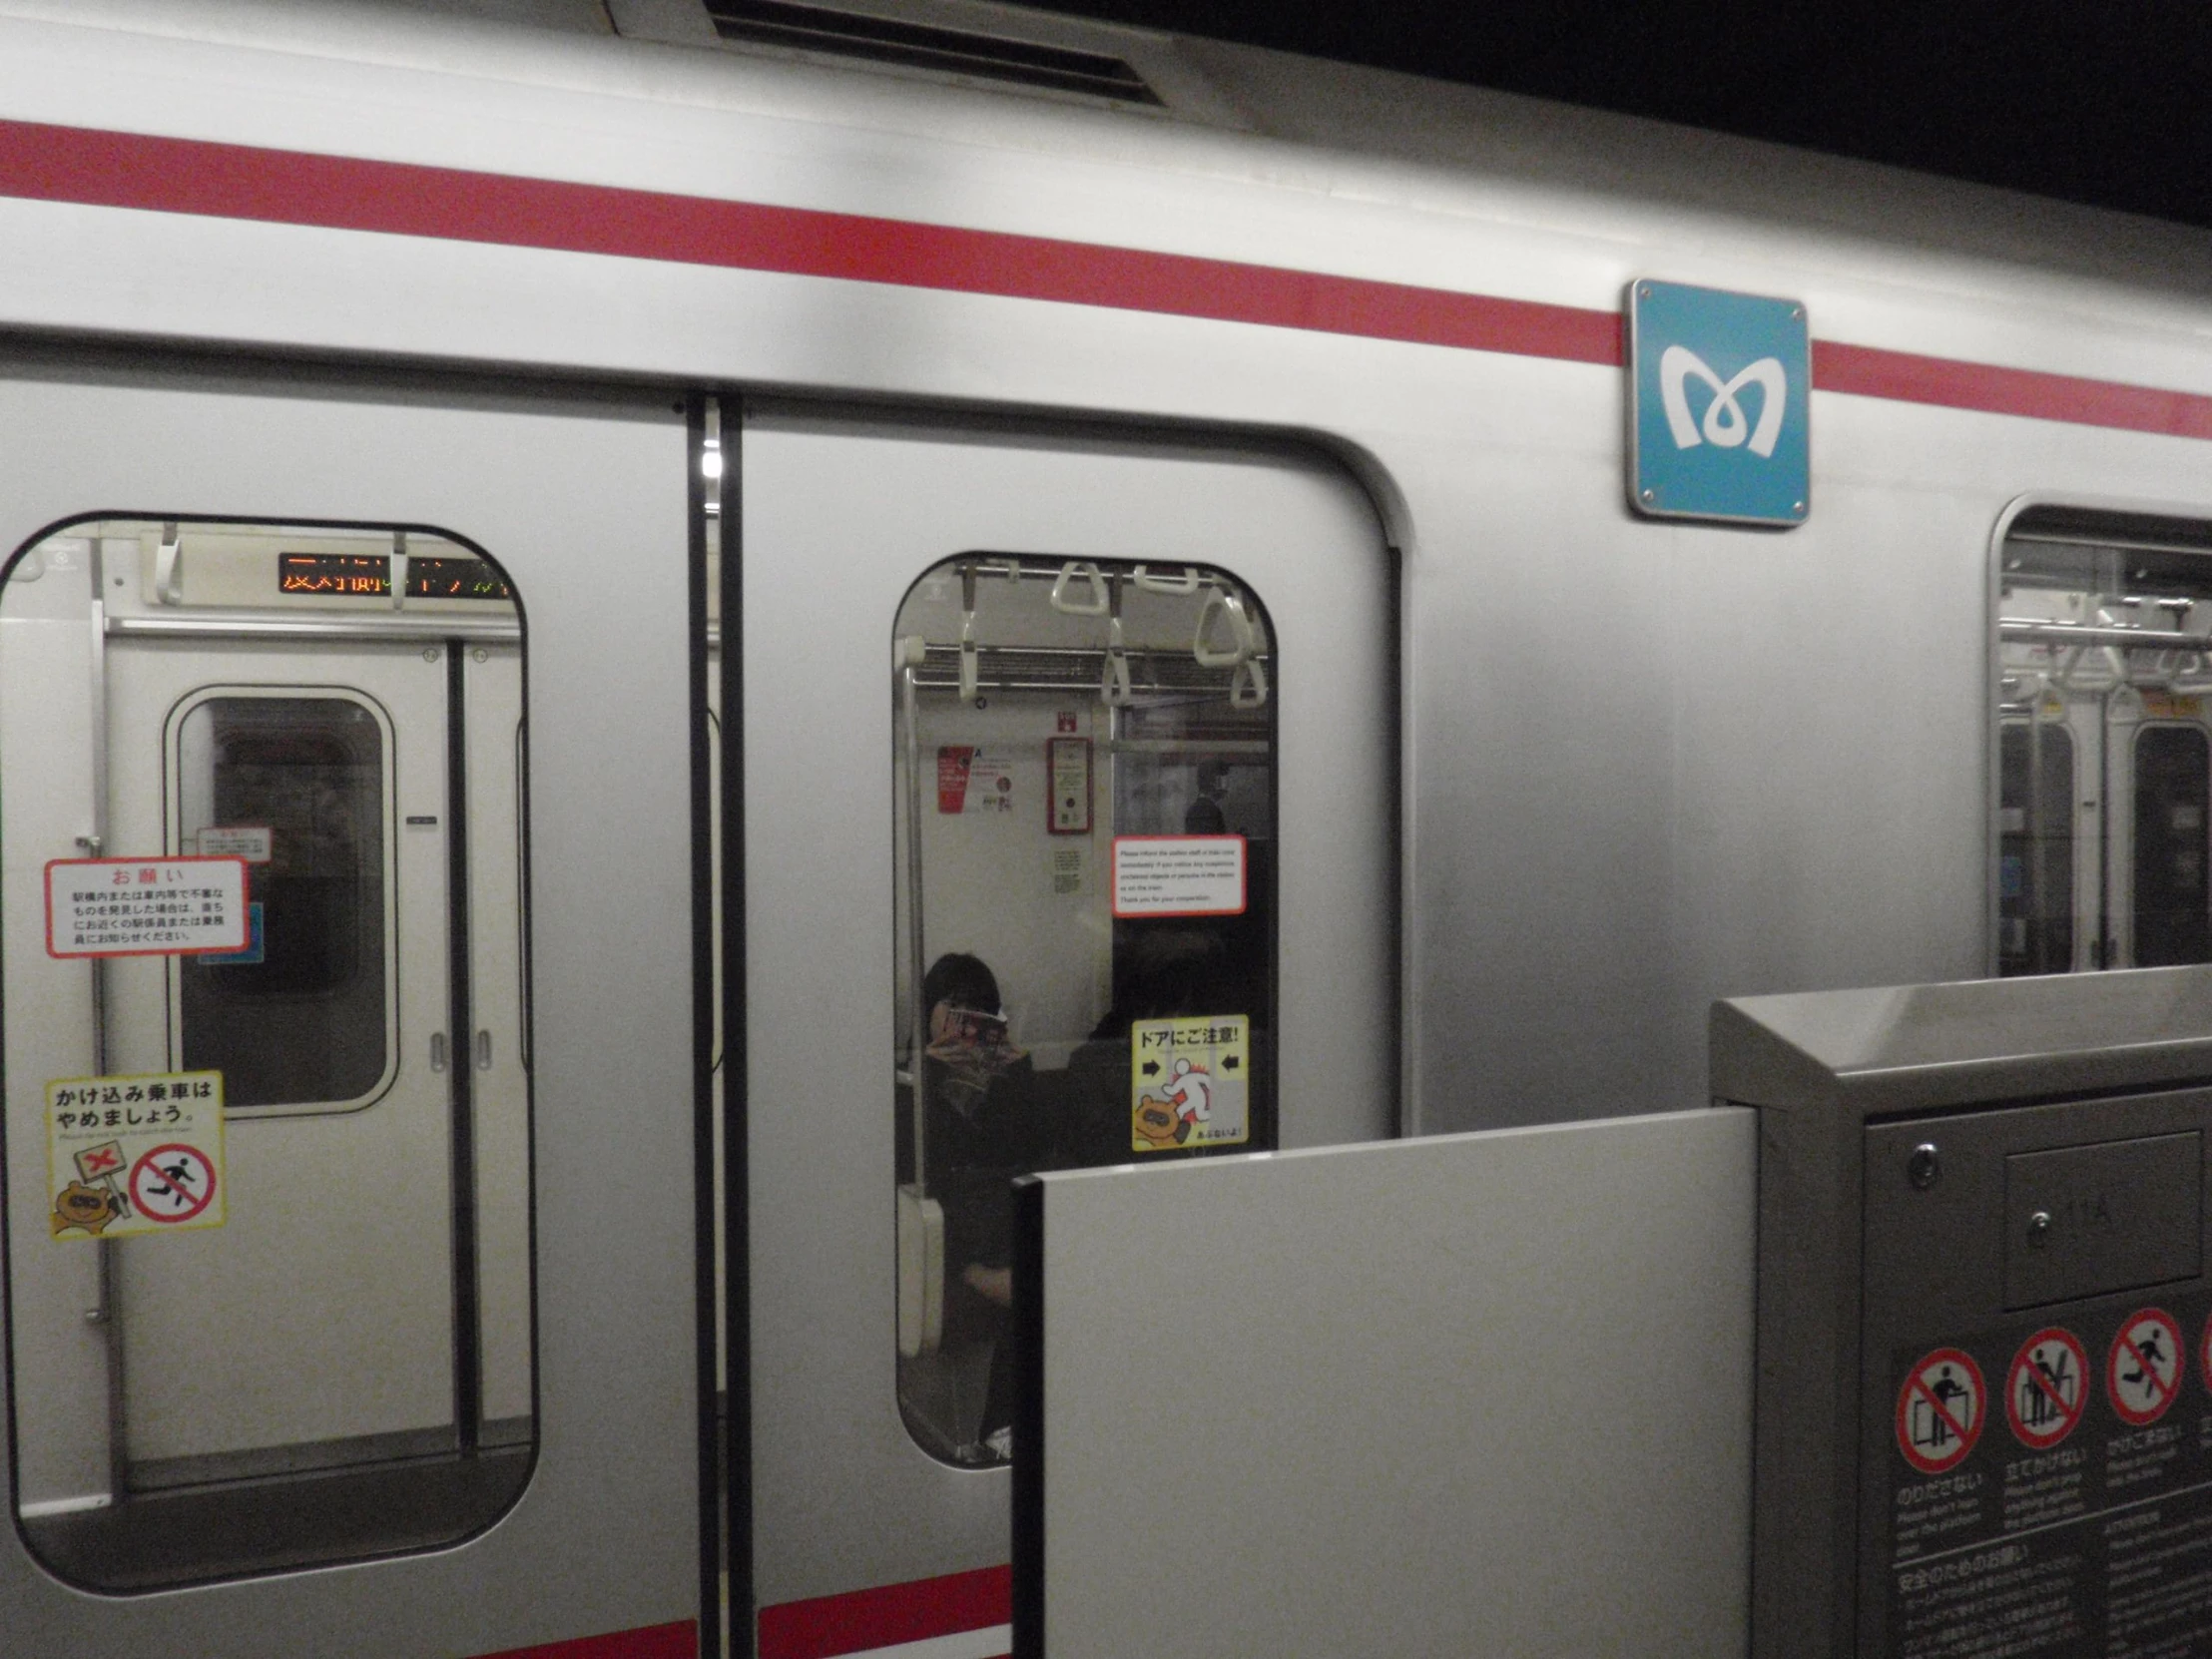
xmin=1875 ymin=1298 xmax=2212 ymax=1657
xmin=46 ymin=1072 xmax=225 ymax=1240
xmin=44 ymin=856 xmax=249 ymax=958
xmin=1130 ymin=1015 xmax=1250 ymax=1151
xmin=1111 ymin=835 xmax=1246 ymax=917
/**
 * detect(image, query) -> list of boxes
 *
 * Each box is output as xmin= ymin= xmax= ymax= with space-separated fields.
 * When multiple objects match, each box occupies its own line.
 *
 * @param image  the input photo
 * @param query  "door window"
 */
xmin=175 ymin=694 xmax=392 ymax=1107
xmin=1995 ymin=507 xmax=2212 ymax=972
xmin=890 ymin=556 xmax=1277 ymax=1465
xmin=1 ymin=518 xmax=534 ymax=1590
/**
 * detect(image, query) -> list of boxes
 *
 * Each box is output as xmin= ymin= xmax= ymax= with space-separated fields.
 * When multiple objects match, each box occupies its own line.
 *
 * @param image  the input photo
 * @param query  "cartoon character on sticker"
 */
xmin=52 ymin=1181 xmax=121 ymax=1237
xmin=1133 ymin=1096 xmax=1188 ymax=1148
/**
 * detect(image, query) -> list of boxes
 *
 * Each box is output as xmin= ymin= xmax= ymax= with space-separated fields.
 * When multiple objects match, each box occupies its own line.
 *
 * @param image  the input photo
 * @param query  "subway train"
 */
xmin=5 ymin=1 xmax=2212 ymax=1656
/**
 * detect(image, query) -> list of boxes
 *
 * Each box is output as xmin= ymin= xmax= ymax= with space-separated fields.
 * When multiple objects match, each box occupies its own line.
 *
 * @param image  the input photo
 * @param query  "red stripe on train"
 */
xmin=474 ymin=1620 xmax=698 ymax=1659
xmin=759 ymin=1564 xmax=1012 ymax=1659
xmin=2 ymin=117 xmax=2212 ymax=441
xmin=0 ymin=118 xmax=1616 ymax=366
xmin=1813 ymin=338 xmax=2212 ymax=442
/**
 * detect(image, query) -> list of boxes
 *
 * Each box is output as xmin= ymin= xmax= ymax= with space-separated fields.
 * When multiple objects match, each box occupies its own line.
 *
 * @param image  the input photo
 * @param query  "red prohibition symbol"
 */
xmin=1897 ymin=1348 xmax=1985 ymax=1474
xmin=2005 ymin=1328 xmax=2089 ymax=1449
xmin=2107 ymin=1309 xmax=2184 ymax=1427
xmin=128 ymin=1143 xmax=217 ymax=1224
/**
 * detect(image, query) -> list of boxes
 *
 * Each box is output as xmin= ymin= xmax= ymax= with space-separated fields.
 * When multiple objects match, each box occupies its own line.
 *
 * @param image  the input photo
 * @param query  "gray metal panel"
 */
xmin=1714 ymin=963 xmax=2212 ymax=1113
xmin=2002 ymin=1132 xmax=2202 ymax=1308
xmin=0 ymin=351 xmax=696 ymax=1656
xmin=1026 ymin=1108 xmax=1755 ymax=1659
xmin=1717 ymin=965 xmax=2212 ymax=1659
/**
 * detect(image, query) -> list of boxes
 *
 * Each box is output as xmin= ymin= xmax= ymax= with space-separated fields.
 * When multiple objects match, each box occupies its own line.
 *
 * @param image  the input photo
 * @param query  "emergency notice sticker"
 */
xmin=45 ymin=856 xmax=249 ymax=958
xmin=1130 ymin=1014 xmax=1250 ymax=1152
xmin=1111 ymin=835 xmax=1246 ymax=917
xmin=47 ymin=1071 xmax=226 ymax=1240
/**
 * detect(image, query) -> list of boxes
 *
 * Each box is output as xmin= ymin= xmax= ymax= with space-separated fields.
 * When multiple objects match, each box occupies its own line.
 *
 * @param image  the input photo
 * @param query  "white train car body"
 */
xmin=1 ymin=1 xmax=2211 ymax=1655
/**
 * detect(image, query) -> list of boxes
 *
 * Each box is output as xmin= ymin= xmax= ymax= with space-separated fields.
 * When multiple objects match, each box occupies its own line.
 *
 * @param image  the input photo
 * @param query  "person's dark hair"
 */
xmin=923 ymin=951 xmax=1001 ymax=1015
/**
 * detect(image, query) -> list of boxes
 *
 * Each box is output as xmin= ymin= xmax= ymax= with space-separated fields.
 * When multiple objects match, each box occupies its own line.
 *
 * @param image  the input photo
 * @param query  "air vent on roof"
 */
xmin=701 ymin=0 xmax=1162 ymax=105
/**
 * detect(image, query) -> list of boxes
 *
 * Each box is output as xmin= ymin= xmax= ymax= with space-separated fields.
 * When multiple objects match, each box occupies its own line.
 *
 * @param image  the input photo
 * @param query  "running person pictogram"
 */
xmin=2005 ymin=1328 xmax=2088 ymax=1449
xmin=128 ymin=1143 xmax=217 ymax=1225
xmin=1897 ymin=1348 xmax=1984 ymax=1474
xmin=2108 ymin=1310 xmax=2183 ymax=1426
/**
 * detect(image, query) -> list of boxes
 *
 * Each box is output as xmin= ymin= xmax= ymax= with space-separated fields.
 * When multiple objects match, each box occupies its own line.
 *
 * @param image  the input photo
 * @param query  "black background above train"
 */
xmin=1029 ymin=0 xmax=2212 ymax=233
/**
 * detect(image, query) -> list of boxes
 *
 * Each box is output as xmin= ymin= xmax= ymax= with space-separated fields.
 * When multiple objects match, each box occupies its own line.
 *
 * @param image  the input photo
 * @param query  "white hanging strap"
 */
xmin=1101 ymin=574 xmax=1132 ymax=706
xmin=1133 ymin=563 xmax=1201 ymax=595
xmin=1194 ymin=586 xmax=1256 ymax=668
xmin=1231 ymin=657 xmax=1269 ymax=710
xmin=958 ymin=563 xmax=981 ymax=704
xmin=391 ymin=529 xmax=408 ymax=612
xmin=1049 ymin=560 xmax=1109 ymax=616
xmin=154 ymin=520 xmax=184 ymax=607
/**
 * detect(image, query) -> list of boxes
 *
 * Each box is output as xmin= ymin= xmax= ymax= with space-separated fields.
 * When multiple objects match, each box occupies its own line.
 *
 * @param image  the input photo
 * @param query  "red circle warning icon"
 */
xmin=1897 ymin=1348 xmax=1985 ymax=1474
xmin=128 ymin=1143 xmax=217 ymax=1224
xmin=2108 ymin=1310 xmax=2184 ymax=1426
xmin=2005 ymin=1328 xmax=2088 ymax=1449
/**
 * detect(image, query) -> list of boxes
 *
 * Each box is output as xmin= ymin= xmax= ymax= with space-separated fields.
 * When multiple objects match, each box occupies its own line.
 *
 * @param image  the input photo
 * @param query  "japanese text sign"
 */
xmin=45 ymin=856 xmax=249 ymax=957
xmin=47 ymin=1070 xmax=227 ymax=1239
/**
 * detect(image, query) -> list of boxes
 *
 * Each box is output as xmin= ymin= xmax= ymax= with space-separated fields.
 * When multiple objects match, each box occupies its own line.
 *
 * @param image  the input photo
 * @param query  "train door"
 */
xmin=0 ymin=361 xmax=702 ymax=1659
xmin=99 ymin=628 xmax=467 ymax=1488
xmin=736 ymin=412 xmax=1396 ymax=1655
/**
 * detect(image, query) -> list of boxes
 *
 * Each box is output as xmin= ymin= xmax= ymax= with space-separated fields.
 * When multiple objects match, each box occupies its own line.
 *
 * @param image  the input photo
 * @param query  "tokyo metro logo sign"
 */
xmin=1628 ymin=279 xmax=1810 ymax=527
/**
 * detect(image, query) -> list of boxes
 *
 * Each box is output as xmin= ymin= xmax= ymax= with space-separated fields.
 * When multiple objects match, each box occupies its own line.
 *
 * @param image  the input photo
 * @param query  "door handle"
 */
xmin=475 ymin=1029 xmax=493 ymax=1072
xmin=430 ymin=1031 xmax=448 ymax=1072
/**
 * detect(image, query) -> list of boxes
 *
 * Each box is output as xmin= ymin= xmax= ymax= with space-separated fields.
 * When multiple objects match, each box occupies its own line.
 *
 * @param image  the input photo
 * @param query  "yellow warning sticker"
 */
xmin=47 ymin=1071 xmax=226 ymax=1240
xmin=1131 ymin=1015 xmax=1250 ymax=1152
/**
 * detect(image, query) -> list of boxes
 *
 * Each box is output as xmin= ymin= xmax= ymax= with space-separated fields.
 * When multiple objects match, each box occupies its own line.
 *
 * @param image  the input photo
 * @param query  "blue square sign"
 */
xmin=1629 ymin=279 xmax=1810 ymax=527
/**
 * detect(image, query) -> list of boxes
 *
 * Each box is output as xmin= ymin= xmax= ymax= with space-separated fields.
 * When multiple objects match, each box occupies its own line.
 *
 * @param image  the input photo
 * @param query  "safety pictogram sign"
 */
xmin=1130 ymin=1014 xmax=1251 ymax=1152
xmin=2005 ymin=1328 xmax=2088 ymax=1449
xmin=129 ymin=1144 xmax=218 ymax=1224
xmin=1897 ymin=1348 xmax=1984 ymax=1474
xmin=45 ymin=1071 xmax=226 ymax=1240
xmin=2107 ymin=1309 xmax=2183 ymax=1426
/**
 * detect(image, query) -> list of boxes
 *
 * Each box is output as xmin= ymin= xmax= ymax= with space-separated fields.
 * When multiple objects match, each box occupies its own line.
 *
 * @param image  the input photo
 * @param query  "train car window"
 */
xmin=0 ymin=518 xmax=535 ymax=1590
xmin=890 ymin=557 xmax=1277 ymax=1465
xmin=2133 ymin=725 xmax=2212 ymax=966
xmin=1997 ymin=506 xmax=2212 ymax=972
xmin=175 ymin=695 xmax=390 ymax=1106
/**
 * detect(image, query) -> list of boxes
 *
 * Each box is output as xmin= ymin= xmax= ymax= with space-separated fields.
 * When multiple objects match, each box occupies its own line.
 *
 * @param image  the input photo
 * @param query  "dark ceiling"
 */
xmin=1024 ymin=0 xmax=2212 ymax=233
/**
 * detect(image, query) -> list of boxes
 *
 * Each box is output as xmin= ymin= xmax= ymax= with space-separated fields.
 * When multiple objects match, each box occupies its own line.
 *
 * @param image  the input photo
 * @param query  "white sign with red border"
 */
xmin=2005 ymin=1327 xmax=2088 ymax=1449
xmin=44 ymin=855 xmax=250 ymax=958
xmin=46 ymin=1070 xmax=226 ymax=1240
xmin=2107 ymin=1309 xmax=2183 ymax=1426
xmin=1896 ymin=1347 xmax=1984 ymax=1474
xmin=1111 ymin=834 xmax=1247 ymax=917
